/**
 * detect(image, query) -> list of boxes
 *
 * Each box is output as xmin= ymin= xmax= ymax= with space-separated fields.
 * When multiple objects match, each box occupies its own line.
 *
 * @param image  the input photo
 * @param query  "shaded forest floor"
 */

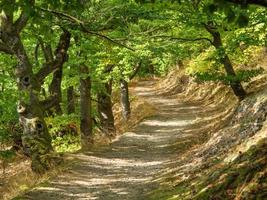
xmin=13 ymin=80 xmax=213 ymax=200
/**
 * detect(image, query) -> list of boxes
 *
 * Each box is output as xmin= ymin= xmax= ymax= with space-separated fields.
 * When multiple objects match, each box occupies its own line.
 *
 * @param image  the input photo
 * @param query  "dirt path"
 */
xmin=18 ymin=81 xmax=202 ymax=200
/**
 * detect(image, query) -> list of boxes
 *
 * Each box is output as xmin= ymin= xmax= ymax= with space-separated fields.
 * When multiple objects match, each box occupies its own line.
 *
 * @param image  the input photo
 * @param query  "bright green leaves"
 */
xmin=194 ymin=68 xmax=264 ymax=84
xmin=0 ymin=87 xmax=17 ymax=171
xmin=45 ymin=114 xmax=81 ymax=152
xmin=202 ymin=1 xmax=250 ymax=28
xmin=0 ymin=0 xmax=18 ymax=18
xmin=35 ymin=0 xmax=86 ymax=11
xmin=208 ymin=0 xmax=266 ymax=28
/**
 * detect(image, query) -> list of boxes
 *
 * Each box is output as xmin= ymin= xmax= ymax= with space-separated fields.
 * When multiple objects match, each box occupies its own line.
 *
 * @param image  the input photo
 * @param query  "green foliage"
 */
xmin=194 ymin=68 xmax=264 ymax=84
xmin=46 ymin=114 xmax=79 ymax=136
xmin=0 ymin=56 xmax=19 ymax=166
xmin=0 ymin=149 xmax=16 ymax=165
xmin=45 ymin=114 xmax=81 ymax=153
xmin=52 ymin=135 xmax=81 ymax=153
xmin=0 ymin=122 xmax=16 ymax=172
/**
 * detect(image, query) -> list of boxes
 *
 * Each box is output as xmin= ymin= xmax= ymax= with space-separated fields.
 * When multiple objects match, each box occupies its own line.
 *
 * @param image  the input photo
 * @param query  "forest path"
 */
xmin=19 ymin=80 xmax=203 ymax=200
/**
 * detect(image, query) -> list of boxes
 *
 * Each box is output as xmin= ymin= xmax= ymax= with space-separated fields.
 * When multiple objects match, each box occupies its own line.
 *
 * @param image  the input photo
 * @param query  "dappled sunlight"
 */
xmin=140 ymin=119 xmax=193 ymax=127
xmin=121 ymin=132 xmax=175 ymax=142
xmin=153 ymin=128 xmax=182 ymax=134
xmin=37 ymin=187 xmax=64 ymax=192
xmin=18 ymin=71 xmax=267 ymax=200
xmin=20 ymin=79 xmax=208 ymax=199
xmin=148 ymin=69 xmax=267 ymax=200
xmin=71 ymin=177 xmax=151 ymax=186
xmin=77 ymin=154 xmax=163 ymax=168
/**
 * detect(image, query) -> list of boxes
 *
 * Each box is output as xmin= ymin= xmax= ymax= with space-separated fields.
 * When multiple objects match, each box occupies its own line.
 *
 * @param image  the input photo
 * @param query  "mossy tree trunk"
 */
xmin=97 ymin=81 xmax=116 ymax=135
xmin=177 ymin=60 xmax=184 ymax=70
xmin=1 ymin=28 xmax=53 ymax=173
xmin=40 ymin=33 xmax=70 ymax=115
xmin=119 ymin=61 xmax=142 ymax=121
xmin=67 ymin=86 xmax=75 ymax=114
xmin=48 ymin=66 xmax=63 ymax=115
xmin=0 ymin=9 xmax=71 ymax=173
xmin=120 ymin=79 xmax=131 ymax=121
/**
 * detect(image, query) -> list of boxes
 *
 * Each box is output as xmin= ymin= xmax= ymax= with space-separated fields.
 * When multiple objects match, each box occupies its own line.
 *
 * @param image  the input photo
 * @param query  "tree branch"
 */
xmin=103 ymin=64 xmax=115 ymax=73
xmin=38 ymin=7 xmax=84 ymax=25
xmin=38 ymin=39 xmax=53 ymax=63
xmin=14 ymin=13 xmax=29 ymax=33
xmin=40 ymin=95 xmax=58 ymax=110
xmin=152 ymin=35 xmax=213 ymax=45
xmin=14 ymin=0 xmax=35 ymax=33
xmin=38 ymin=7 xmax=135 ymax=51
xmin=130 ymin=61 xmax=142 ymax=80
xmin=80 ymin=26 xmax=135 ymax=51
xmin=34 ymin=42 xmax=40 ymax=65
xmin=36 ymin=29 xmax=71 ymax=82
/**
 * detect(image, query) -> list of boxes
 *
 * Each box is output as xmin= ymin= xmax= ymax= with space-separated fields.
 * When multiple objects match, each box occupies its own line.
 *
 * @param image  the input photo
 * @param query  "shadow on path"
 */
xmin=19 ymin=80 xmax=207 ymax=200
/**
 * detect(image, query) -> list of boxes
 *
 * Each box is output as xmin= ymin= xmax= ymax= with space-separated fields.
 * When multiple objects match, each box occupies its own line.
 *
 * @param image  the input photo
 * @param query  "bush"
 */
xmin=46 ymin=114 xmax=81 ymax=153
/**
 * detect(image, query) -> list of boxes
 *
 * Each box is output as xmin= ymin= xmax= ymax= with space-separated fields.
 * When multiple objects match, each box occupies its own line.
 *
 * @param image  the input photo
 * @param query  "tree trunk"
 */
xmin=42 ymin=32 xmax=69 ymax=115
xmin=120 ymin=79 xmax=131 ymax=120
xmin=204 ymin=24 xmax=247 ymax=100
xmin=79 ymin=65 xmax=93 ymax=146
xmin=129 ymin=61 xmax=142 ymax=80
xmin=0 ymin=28 xmax=53 ymax=172
xmin=177 ymin=60 xmax=184 ymax=70
xmin=48 ymin=67 xmax=63 ymax=115
xmin=148 ymin=64 xmax=155 ymax=76
xmin=0 ymin=70 xmax=5 ymax=92
xmin=0 ymin=11 xmax=70 ymax=172
xmin=97 ymin=81 xmax=116 ymax=135
xmin=223 ymin=55 xmax=247 ymax=99
xmin=118 ymin=61 xmax=142 ymax=120
xmin=12 ymin=39 xmax=53 ymax=173
xmin=67 ymin=86 xmax=75 ymax=114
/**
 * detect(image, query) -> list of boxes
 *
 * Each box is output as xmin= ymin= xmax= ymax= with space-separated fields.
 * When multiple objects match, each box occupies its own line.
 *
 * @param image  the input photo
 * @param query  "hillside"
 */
xmin=149 ymin=53 xmax=267 ymax=200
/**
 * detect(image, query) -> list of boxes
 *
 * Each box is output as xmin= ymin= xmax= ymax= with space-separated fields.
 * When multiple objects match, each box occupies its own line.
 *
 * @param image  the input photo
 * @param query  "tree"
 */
xmin=0 ymin=1 xmax=71 ymax=172
xmin=147 ymin=0 xmax=266 ymax=99
xmin=97 ymin=65 xmax=116 ymax=135
xmin=120 ymin=61 xmax=142 ymax=121
xmin=203 ymin=22 xmax=247 ymax=99
xmin=79 ymin=65 xmax=93 ymax=147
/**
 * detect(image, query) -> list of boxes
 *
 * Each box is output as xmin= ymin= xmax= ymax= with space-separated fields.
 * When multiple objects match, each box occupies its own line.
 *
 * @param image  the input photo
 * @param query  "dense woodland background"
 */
xmin=0 ymin=0 xmax=267 ymax=199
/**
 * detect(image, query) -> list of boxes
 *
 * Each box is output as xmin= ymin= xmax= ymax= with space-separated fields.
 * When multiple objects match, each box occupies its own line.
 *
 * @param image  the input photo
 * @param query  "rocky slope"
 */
xmin=149 ymin=54 xmax=267 ymax=200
